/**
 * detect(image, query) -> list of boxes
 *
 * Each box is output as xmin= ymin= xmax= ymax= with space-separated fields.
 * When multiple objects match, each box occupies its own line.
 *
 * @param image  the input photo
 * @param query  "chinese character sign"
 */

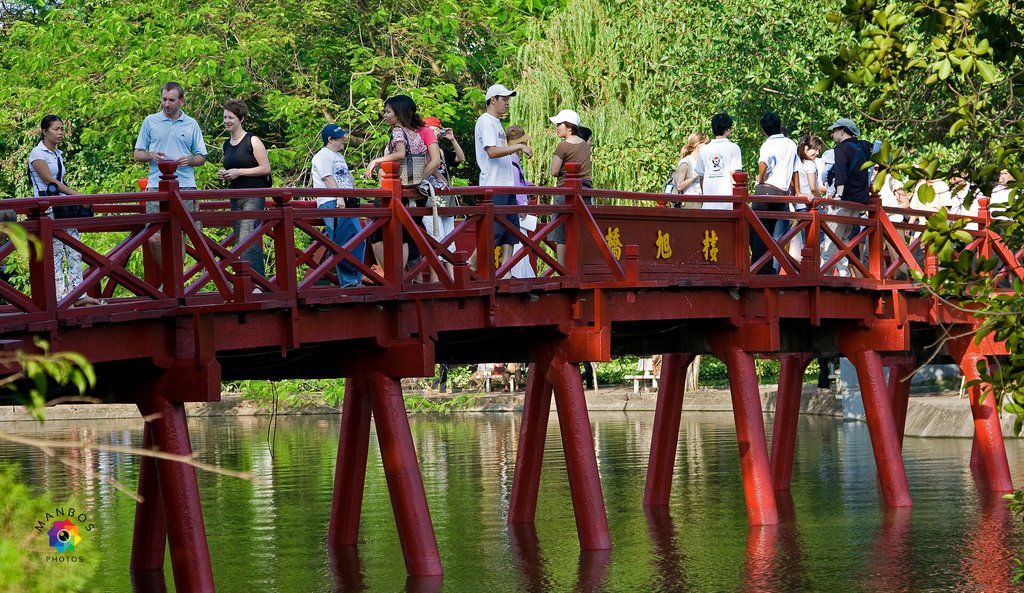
xmin=702 ymin=230 xmax=719 ymax=262
xmin=605 ymin=227 xmax=622 ymax=260
xmin=655 ymin=230 xmax=672 ymax=259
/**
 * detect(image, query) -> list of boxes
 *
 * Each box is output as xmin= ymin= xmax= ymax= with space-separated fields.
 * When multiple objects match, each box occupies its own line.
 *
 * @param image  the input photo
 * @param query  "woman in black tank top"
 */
xmin=219 ymin=99 xmax=271 ymax=278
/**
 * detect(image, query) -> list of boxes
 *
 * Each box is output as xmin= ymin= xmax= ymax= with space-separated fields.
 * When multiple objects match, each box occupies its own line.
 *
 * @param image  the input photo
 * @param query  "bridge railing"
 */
xmin=0 ymin=161 xmax=1020 ymax=327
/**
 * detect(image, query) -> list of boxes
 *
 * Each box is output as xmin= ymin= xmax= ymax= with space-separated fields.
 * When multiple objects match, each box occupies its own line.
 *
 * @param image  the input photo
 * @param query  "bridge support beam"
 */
xmin=136 ymin=394 xmax=216 ymax=593
xmin=948 ymin=339 xmax=1013 ymax=492
xmin=770 ymin=353 xmax=813 ymax=491
xmin=883 ymin=356 xmax=915 ymax=448
xmin=130 ymin=422 xmax=167 ymax=574
xmin=508 ymin=357 xmax=554 ymax=523
xmin=713 ymin=344 xmax=778 ymax=525
xmin=508 ymin=339 xmax=610 ymax=550
xmin=547 ymin=346 xmax=611 ymax=550
xmin=840 ymin=344 xmax=912 ymax=507
xmin=364 ymin=370 xmax=442 ymax=576
xmin=644 ymin=352 xmax=696 ymax=506
xmin=328 ymin=378 xmax=372 ymax=547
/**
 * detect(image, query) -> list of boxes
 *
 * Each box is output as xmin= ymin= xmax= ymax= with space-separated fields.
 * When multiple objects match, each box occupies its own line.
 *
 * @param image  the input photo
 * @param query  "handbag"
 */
xmin=397 ymin=128 xmax=427 ymax=187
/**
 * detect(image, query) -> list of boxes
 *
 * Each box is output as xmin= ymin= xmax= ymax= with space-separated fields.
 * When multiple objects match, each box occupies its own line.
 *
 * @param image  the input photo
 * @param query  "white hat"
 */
xmin=548 ymin=109 xmax=581 ymax=126
xmin=485 ymin=84 xmax=517 ymax=102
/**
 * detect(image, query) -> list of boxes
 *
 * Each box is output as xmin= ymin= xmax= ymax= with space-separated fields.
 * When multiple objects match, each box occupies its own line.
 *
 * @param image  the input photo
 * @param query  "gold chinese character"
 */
xmin=702 ymin=229 xmax=719 ymax=262
xmin=656 ymin=230 xmax=673 ymax=259
xmin=605 ymin=227 xmax=622 ymax=260
xmin=494 ymin=246 xmax=502 ymax=269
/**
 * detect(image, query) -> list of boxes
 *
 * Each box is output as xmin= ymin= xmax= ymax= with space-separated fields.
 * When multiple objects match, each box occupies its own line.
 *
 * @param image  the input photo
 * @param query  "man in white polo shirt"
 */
xmin=133 ymin=81 xmax=208 ymax=272
xmin=695 ymin=111 xmax=742 ymax=211
xmin=753 ymin=111 xmax=799 ymax=274
xmin=475 ymin=84 xmax=533 ymax=269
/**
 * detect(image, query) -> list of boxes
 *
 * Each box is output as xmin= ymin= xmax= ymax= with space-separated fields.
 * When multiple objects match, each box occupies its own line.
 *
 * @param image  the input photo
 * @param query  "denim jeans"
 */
xmin=319 ymin=200 xmax=365 ymax=287
xmin=230 ymin=197 xmax=265 ymax=277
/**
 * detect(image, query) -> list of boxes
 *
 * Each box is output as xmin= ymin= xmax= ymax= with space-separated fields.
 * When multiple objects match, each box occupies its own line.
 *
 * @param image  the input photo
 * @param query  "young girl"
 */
xmin=548 ymin=109 xmax=591 ymax=266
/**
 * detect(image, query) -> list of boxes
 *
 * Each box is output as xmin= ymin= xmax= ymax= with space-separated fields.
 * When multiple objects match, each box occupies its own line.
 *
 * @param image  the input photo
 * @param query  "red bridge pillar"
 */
xmin=948 ymin=338 xmax=1013 ymax=492
xmin=644 ymin=352 xmax=696 ymax=506
xmin=509 ymin=339 xmax=611 ymax=550
xmin=769 ymin=353 xmax=813 ymax=491
xmin=839 ymin=326 xmax=912 ymax=507
xmin=712 ymin=342 xmax=778 ymax=525
xmin=883 ymin=356 xmax=915 ymax=448
xmin=328 ymin=378 xmax=372 ymax=547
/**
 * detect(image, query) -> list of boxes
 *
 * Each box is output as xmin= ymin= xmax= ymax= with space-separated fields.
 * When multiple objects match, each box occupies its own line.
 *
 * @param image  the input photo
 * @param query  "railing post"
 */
xmin=272 ymin=192 xmax=297 ymax=295
xmin=868 ymin=191 xmax=883 ymax=279
xmin=476 ymin=189 xmax=495 ymax=282
xmin=802 ymin=202 xmax=822 ymax=281
xmin=563 ymin=162 xmax=583 ymax=280
xmin=379 ymin=162 xmax=404 ymax=285
xmin=157 ymin=161 xmax=184 ymax=298
xmin=28 ymin=201 xmax=57 ymax=313
xmin=732 ymin=171 xmax=751 ymax=277
xmin=977 ymin=197 xmax=992 ymax=263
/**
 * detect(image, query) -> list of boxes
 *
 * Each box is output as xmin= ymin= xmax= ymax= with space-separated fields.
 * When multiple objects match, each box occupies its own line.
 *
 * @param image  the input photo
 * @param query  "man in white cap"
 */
xmin=475 ymin=84 xmax=533 ymax=269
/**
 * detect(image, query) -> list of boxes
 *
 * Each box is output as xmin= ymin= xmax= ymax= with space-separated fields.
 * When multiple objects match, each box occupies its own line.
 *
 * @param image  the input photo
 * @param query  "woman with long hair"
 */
xmin=218 ymin=99 xmax=272 ymax=278
xmin=673 ymin=131 xmax=709 ymax=207
xmin=363 ymin=95 xmax=441 ymax=276
xmin=28 ymin=115 xmax=88 ymax=301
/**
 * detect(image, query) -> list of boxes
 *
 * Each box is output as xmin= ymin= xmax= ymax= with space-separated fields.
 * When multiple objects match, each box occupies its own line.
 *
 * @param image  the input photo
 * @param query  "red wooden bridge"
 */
xmin=1 ymin=161 xmax=1017 ymax=591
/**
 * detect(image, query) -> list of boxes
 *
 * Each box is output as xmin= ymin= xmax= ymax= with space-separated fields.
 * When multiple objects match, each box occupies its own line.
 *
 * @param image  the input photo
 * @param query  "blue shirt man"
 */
xmin=133 ymin=82 xmax=208 ymax=190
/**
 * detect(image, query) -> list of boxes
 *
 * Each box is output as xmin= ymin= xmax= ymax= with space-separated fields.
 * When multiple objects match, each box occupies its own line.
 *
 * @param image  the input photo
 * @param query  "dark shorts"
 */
xmin=493 ymin=193 xmax=520 ymax=246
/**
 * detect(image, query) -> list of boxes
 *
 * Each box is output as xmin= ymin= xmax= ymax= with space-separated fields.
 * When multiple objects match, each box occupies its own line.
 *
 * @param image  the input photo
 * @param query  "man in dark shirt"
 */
xmin=822 ymin=118 xmax=874 ymax=276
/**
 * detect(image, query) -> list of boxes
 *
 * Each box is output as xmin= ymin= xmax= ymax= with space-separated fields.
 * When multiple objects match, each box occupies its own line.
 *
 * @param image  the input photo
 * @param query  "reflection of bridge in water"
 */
xmin=0 ymin=161 xmax=1017 ymax=590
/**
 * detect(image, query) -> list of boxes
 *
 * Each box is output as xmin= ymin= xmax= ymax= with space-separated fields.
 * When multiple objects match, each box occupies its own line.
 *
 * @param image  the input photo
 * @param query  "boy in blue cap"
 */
xmin=311 ymin=124 xmax=365 ymax=288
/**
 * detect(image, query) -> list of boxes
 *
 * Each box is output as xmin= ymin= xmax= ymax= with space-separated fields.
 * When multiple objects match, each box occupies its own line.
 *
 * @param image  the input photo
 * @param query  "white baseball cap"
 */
xmin=485 ymin=84 xmax=517 ymax=102
xmin=548 ymin=109 xmax=581 ymax=126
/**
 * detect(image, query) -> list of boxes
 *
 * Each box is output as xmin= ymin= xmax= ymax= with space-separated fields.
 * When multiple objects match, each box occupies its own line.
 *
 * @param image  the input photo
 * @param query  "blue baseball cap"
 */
xmin=321 ymin=123 xmax=347 ymax=144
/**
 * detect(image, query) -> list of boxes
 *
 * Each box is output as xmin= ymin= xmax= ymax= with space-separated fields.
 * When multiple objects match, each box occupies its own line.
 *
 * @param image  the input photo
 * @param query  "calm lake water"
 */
xmin=3 ymin=411 xmax=1023 ymax=592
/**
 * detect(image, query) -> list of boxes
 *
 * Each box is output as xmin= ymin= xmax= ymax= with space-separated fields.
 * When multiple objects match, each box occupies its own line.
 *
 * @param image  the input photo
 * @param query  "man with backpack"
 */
xmin=821 ymin=117 xmax=874 ymax=276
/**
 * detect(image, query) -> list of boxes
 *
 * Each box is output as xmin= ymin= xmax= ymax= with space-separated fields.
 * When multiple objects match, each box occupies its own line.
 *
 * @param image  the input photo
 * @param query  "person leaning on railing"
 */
xmin=820 ymin=118 xmax=874 ymax=277
xmin=218 ymin=99 xmax=271 ymax=279
xmin=548 ymin=109 xmax=592 ymax=267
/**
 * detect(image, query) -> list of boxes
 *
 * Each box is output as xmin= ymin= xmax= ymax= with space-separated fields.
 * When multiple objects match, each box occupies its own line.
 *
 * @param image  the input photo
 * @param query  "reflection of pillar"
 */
xmin=715 ymin=344 xmax=778 ymax=525
xmin=963 ymin=483 xmax=1015 ymax=593
xmin=328 ymin=546 xmax=367 ymax=593
xmin=130 ymin=422 xmax=166 ymax=573
xmin=328 ymin=378 xmax=372 ymax=547
xmin=137 ymin=396 xmax=215 ymax=592
xmin=508 ymin=358 xmax=554 ymax=524
xmin=645 ymin=352 xmax=696 ymax=506
xmin=509 ymin=523 xmax=545 ymax=593
xmin=365 ymin=370 xmax=442 ymax=576
xmin=841 ymin=345 xmax=912 ymax=507
xmin=958 ymin=351 xmax=1013 ymax=492
xmin=770 ymin=354 xmax=812 ymax=491
xmin=863 ymin=507 xmax=912 ymax=593
xmin=643 ymin=506 xmax=687 ymax=590
xmin=884 ymin=357 xmax=914 ymax=448
xmin=548 ymin=347 xmax=612 ymax=550
xmin=743 ymin=524 xmax=778 ymax=593
xmin=575 ymin=550 xmax=612 ymax=593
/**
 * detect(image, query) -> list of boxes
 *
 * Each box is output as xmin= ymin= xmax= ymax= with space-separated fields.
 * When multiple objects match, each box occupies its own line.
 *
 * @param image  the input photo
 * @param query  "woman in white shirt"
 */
xmin=28 ymin=115 xmax=88 ymax=302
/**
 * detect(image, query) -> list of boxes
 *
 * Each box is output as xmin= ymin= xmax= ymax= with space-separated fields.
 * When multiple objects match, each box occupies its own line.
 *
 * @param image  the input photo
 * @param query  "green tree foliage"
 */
xmin=0 ymin=463 xmax=97 ymax=593
xmin=511 ymin=0 xmax=850 ymax=191
xmin=0 ymin=0 xmax=565 ymax=196
xmin=818 ymin=0 xmax=1024 ymax=431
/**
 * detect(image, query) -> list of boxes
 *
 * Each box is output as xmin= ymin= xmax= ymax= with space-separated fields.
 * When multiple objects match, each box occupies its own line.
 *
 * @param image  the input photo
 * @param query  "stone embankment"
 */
xmin=0 ymin=384 xmax=1015 ymax=439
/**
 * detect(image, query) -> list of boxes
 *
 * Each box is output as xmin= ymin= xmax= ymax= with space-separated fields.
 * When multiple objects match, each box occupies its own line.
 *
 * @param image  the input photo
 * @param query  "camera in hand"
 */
xmin=44 ymin=182 xmax=60 ymax=196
